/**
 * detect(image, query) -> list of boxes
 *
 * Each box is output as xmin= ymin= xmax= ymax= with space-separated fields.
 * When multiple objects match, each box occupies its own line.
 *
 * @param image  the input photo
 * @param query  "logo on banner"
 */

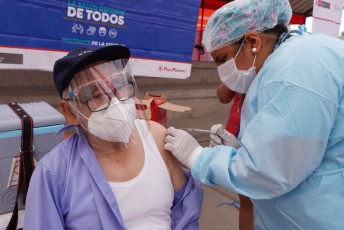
xmin=158 ymin=65 xmax=186 ymax=73
xmin=316 ymin=0 xmax=331 ymax=9
xmin=109 ymin=29 xmax=117 ymax=38
xmin=99 ymin=27 xmax=107 ymax=36
xmin=86 ymin=26 xmax=96 ymax=35
xmin=72 ymin=23 xmax=84 ymax=34
xmin=65 ymin=1 xmax=126 ymax=28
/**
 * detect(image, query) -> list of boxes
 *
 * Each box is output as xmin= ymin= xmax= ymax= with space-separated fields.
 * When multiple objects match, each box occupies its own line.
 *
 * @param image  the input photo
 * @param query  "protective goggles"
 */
xmin=63 ymin=59 xmax=136 ymax=112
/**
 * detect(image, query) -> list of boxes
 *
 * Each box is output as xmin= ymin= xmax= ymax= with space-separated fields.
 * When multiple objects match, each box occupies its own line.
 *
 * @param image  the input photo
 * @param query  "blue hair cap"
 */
xmin=202 ymin=0 xmax=292 ymax=52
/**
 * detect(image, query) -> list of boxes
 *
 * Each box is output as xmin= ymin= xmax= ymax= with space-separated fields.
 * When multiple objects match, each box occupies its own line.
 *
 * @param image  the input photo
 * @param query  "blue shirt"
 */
xmin=192 ymin=33 xmax=344 ymax=229
xmin=24 ymin=126 xmax=203 ymax=229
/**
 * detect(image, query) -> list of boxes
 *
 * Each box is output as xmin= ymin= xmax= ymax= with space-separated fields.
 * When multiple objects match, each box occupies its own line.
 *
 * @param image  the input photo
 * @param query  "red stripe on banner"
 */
xmin=0 ymin=45 xmax=191 ymax=64
xmin=131 ymin=56 xmax=191 ymax=64
xmin=313 ymin=16 xmax=341 ymax=25
xmin=0 ymin=45 xmax=69 ymax=53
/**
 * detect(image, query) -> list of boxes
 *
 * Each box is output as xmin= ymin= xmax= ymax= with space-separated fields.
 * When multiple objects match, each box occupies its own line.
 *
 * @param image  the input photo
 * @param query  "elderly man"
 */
xmin=23 ymin=45 xmax=203 ymax=229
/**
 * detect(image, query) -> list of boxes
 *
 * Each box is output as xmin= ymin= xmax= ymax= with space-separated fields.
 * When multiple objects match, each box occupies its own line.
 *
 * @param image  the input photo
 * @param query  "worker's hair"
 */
xmin=262 ymin=24 xmax=289 ymax=45
xmin=262 ymin=24 xmax=289 ymax=36
xmin=233 ymin=24 xmax=289 ymax=50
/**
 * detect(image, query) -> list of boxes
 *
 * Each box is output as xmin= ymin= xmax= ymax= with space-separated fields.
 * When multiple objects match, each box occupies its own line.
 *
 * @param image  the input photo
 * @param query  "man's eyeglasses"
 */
xmin=64 ymin=81 xmax=135 ymax=112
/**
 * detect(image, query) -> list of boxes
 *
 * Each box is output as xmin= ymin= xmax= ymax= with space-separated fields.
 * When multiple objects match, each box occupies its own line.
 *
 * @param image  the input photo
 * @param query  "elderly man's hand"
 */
xmin=210 ymin=124 xmax=240 ymax=149
xmin=164 ymin=127 xmax=203 ymax=169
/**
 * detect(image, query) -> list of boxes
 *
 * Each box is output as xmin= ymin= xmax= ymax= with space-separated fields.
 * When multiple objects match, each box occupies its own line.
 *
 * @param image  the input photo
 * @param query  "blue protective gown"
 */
xmin=192 ymin=33 xmax=344 ymax=229
xmin=24 ymin=126 xmax=203 ymax=230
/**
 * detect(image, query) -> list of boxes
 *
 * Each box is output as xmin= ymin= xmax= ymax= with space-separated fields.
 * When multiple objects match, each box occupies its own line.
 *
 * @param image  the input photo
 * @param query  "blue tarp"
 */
xmin=0 ymin=0 xmax=200 ymax=63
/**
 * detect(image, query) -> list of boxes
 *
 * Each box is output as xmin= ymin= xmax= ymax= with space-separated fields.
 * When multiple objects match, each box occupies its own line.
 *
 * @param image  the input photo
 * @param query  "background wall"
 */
xmin=0 ymin=61 xmax=240 ymax=230
xmin=0 ymin=61 xmax=232 ymax=136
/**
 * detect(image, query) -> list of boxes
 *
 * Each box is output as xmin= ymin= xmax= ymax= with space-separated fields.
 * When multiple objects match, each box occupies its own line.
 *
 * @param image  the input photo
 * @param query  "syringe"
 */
xmin=187 ymin=128 xmax=211 ymax=133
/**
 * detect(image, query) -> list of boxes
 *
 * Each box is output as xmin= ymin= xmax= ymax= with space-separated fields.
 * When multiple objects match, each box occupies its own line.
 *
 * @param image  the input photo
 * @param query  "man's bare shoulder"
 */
xmin=148 ymin=120 xmax=167 ymax=145
xmin=148 ymin=120 xmax=185 ymax=190
xmin=148 ymin=120 xmax=175 ymax=165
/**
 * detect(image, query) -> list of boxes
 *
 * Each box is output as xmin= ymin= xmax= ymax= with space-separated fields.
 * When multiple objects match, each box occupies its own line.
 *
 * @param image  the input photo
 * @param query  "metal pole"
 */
xmin=198 ymin=0 xmax=205 ymax=61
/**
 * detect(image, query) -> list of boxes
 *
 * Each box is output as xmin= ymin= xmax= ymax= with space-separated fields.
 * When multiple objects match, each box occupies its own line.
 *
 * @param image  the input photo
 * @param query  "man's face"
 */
xmin=67 ymin=60 xmax=136 ymax=129
xmin=72 ymin=60 xmax=109 ymax=119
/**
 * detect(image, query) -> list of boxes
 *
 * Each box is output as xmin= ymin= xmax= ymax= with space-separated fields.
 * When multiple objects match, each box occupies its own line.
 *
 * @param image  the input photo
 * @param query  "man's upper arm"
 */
xmin=24 ymin=163 xmax=65 ymax=229
xmin=149 ymin=121 xmax=186 ymax=191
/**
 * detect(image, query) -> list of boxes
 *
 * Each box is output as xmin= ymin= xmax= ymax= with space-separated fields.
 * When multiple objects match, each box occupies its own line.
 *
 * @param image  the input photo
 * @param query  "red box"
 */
xmin=142 ymin=93 xmax=191 ymax=127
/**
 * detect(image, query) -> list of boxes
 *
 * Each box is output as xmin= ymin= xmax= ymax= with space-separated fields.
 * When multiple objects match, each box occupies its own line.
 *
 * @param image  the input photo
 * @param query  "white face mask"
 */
xmin=217 ymin=41 xmax=257 ymax=94
xmin=87 ymin=98 xmax=137 ymax=143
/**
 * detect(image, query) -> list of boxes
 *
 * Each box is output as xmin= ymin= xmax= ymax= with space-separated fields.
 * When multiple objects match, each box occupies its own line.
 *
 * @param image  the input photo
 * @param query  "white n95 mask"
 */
xmin=217 ymin=41 xmax=257 ymax=94
xmin=87 ymin=98 xmax=137 ymax=143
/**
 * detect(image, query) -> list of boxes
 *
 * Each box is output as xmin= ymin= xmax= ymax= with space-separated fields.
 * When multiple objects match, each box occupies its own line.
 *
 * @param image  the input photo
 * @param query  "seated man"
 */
xmin=23 ymin=45 xmax=203 ymax=229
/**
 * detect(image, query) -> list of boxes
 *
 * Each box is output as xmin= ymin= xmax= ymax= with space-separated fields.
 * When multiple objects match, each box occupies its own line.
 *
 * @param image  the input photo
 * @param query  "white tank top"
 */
xmin=108 ymin=120 xmax=174 ymax=230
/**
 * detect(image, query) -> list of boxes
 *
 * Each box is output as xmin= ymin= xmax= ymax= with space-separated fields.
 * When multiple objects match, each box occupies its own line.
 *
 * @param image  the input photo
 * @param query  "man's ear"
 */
xmin=59 ymin=100 xmax=79 ymax=126
xmin=244 ymin=32 xmax=262 ymax=54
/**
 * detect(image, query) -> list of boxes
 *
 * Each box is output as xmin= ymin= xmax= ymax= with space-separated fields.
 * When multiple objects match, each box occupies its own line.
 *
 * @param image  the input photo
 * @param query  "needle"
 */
xmin=187 ymin=128 xmax=211 ymax=133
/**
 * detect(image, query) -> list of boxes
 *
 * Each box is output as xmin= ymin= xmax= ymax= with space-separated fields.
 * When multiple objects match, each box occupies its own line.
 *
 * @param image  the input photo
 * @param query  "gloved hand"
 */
xmin=209 ymin=124 xmax=240 ymax=149
xmin=165 ymin=127 xmax=204 ymax=169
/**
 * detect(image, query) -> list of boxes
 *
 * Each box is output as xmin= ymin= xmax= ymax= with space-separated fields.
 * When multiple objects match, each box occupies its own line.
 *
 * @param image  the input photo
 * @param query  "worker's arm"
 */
xmin=217 ymin=83 xmax=235 ymax=104
xmin=192 ymin=82 xmax=335 ymax=199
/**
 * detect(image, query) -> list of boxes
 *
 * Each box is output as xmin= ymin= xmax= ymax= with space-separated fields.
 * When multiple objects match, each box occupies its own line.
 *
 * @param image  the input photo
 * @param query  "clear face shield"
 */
xmin=64 ymin=59 xmax=150 ymax=153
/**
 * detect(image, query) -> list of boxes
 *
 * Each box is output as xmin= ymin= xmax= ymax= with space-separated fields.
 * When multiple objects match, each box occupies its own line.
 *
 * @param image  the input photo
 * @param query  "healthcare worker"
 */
xmin=165 ymin=0 xmax=344 ymax=229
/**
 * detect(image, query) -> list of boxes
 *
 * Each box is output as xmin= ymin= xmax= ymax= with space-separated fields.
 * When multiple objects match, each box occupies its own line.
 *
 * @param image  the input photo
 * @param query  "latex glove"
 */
xmin=209 ymin=124 xmax=240 ymax=149
xmin=165 ymin=127 xmax=204 ymax=169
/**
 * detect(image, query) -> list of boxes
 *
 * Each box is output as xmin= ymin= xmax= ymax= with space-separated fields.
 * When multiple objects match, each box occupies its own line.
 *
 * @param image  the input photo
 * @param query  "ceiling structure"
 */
xmin=199 ymin=0 xmax=315 ymax=31
xmin=289 ymin=0 xmax=315 ymax=17
xmin=216 ymin=0 xmax=315 ymax=17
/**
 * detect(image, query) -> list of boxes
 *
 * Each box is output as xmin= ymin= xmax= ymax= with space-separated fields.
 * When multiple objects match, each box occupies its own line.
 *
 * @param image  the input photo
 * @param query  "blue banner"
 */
xmin=0 ymin=0 xmax=200 ymax=64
